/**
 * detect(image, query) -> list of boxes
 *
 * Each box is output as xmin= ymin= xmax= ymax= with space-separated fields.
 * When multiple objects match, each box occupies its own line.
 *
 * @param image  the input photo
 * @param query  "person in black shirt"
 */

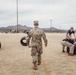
xmin=66 ymin=27 xmax=75 ymax=39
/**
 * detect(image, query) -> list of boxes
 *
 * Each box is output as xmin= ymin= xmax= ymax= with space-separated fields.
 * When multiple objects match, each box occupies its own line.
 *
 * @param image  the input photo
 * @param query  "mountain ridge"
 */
xmin=0 ymin=24 xmax=65 ymax=32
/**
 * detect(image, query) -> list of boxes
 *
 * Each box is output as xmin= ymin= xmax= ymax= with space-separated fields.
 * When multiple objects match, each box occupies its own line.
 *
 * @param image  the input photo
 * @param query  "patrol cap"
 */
xmin=34 ymin=20 xmax=39 ymax=25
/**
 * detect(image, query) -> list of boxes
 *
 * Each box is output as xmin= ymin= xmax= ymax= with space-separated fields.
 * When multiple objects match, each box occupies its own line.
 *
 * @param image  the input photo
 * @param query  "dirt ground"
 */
xmin=0 ymin=33 xmax=76 ymax=75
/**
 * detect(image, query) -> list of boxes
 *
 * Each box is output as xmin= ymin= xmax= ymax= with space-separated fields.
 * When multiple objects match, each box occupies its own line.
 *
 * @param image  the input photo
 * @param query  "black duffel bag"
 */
xmin=0 ymin=42 xmax=1 ymax=48
xmin=74 ymin=44 xmax=76 ymax=55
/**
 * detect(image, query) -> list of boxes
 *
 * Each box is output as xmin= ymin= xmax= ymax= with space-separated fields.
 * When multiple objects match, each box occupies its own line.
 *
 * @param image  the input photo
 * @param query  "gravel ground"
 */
xmin=0 ymin=33 xmax=76 ymax=75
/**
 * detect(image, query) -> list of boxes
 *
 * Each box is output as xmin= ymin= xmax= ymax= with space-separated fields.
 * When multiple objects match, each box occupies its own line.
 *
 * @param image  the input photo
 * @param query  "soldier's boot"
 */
xmin=33 ymin=61 xmax=37 ymax=70
xmin=62 ymin=50 xmax=65 ymax=53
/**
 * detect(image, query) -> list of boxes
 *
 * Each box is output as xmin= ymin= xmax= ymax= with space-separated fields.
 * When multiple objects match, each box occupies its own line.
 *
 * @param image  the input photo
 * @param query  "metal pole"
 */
xmin=50 ymin=20 xmax=52 ymax=31
xmin=16 ymin=0 xmax=18 ymax=32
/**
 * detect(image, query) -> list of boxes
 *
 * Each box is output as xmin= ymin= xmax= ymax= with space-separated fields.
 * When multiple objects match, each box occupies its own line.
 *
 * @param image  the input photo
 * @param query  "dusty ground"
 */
xmin=0 ymin=33 xmax=76 ymax=75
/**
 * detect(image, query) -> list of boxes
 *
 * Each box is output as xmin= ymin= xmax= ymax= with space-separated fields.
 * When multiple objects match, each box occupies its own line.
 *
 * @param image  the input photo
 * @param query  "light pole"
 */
xmin=16 ymin=0 xmax=18 ymax=32
xmin=50 ymin=20 xmax=52 ymax=31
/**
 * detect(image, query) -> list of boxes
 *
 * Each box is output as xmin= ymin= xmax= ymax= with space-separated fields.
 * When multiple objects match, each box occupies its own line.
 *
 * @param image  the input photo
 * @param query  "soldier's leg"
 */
xmin=33 ymin=61 xmax=37 ymax=70
xmin=32 ymin=56 xmax=38 ymax=70
xmin=31 ymin=46 xmax=38 ymax=70
xmin=38 ymin=54 xmax=41 ymax=65
xmin=37 ymin=45 xmax=43 ymax=65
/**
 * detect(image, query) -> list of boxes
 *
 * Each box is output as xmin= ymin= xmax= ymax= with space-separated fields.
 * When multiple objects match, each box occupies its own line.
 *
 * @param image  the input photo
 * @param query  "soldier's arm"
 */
xmin=42 ymin=31 xmax=48 ymax=46
xmin=26 ymin=31 xmax=31 ymax=45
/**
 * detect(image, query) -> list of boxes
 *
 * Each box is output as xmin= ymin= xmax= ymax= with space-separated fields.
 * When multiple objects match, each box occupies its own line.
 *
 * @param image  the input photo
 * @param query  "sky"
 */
xmin=0 ymin=0 xmax=76 ymax=29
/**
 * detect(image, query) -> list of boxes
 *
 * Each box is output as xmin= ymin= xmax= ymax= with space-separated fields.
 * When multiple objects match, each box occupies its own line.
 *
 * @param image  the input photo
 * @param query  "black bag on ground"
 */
xmin=0 ymin=42 xmax=1 ymax=48
xmin=20 ymin=37 xmax=27 ymax=46
xmin=74 ymin=44 xmax=76 ymax=55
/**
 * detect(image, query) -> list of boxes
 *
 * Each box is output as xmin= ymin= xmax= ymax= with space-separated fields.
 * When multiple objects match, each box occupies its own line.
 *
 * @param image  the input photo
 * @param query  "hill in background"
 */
xmin=0 ymin=24 xmax=66 ymax=33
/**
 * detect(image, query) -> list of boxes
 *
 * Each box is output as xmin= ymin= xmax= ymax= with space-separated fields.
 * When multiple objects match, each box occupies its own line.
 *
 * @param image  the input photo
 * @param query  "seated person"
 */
xmin=61 ymin=38 xmax=76 ymax=56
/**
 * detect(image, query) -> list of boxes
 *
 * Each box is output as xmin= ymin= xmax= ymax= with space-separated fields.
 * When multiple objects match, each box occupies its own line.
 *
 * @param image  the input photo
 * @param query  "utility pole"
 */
xmin=50 ymin=20 xmax=52 ymax=32
xmin=16 ymin=0 xmax=18 ymax=32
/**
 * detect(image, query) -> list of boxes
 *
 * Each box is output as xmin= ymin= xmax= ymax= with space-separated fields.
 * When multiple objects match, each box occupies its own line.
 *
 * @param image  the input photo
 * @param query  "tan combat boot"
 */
xmin=33 ymin=61 xmax=37 ymax=70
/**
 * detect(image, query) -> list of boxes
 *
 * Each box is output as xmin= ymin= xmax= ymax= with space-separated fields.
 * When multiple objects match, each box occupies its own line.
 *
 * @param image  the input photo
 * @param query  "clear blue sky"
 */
xmin=0 ymin=0 xmax=76 ymax=29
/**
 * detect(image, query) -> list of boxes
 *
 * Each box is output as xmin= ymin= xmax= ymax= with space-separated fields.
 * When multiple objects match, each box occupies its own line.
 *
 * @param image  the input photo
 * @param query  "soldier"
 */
xmin=26 ymin=21 xmax=48 ymax=70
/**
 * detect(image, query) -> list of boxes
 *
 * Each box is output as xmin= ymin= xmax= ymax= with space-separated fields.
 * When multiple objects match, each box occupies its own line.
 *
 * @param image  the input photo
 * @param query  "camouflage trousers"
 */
xmin=61 ymin=41 xmax=74 ymax=54
xmin=31 ymin=45 xmax=43 ymax=63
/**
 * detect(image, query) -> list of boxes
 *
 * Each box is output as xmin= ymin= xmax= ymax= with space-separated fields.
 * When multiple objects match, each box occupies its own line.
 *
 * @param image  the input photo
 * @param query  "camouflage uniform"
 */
xmin=26 ymin=28 xmax=47 ymax=63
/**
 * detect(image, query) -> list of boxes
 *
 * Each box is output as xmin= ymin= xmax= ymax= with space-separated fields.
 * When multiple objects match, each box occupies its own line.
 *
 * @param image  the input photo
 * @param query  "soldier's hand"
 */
xmin=45 ymin=44 xmax=47 ymax=47
xmin=28 ymin=44 xmax=32 ymax=48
